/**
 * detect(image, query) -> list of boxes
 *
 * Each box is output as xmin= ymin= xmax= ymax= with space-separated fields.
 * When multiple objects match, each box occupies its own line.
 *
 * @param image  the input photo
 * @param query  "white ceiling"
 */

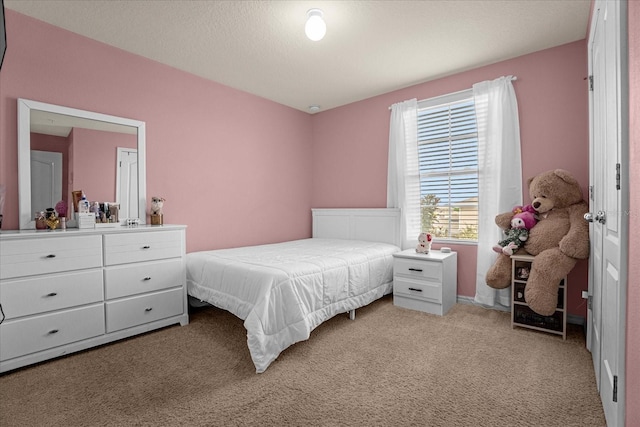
xmin=5 ymin=0 xmax=591 ymax=113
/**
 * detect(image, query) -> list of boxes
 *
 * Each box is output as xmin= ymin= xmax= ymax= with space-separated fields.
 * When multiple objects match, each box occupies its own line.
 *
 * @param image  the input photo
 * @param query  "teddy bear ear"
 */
xmin=527 ymin=176 xmax=535 ymax=187
xmin=554 ymin=169 xmax=578 ymax=185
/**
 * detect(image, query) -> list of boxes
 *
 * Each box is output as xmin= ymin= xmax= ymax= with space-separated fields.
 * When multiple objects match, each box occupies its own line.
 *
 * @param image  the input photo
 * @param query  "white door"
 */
xmin=115 ymin=148 xmax=138 ymax=221
xmin=587 ymin=1 xmax=628 ymax=425
xmin=30 ymin=150 xmax=63 ymax=214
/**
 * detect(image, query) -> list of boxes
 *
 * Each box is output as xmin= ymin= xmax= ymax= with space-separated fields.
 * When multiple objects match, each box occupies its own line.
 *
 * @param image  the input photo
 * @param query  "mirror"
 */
xmin=17 ymin=98 xmax=146 ymax=229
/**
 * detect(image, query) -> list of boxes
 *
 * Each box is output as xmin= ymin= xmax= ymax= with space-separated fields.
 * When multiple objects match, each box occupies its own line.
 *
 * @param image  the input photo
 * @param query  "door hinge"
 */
xmin=616 ymin=163 xmax=621 ymax=190
xmin=589 ymin=75 xmax=594 ymax=91
xmin=588 ymin=295 xmax=593 ymax=310
xmin=613 ymin=375 xmax=618 ymax=402
xmin=589 ymin=185 xmax=594 ymax=200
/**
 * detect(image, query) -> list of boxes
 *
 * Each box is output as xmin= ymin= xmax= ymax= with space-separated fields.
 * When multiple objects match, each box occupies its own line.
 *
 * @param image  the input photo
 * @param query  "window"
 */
xmin=417 ymin=91 xmax=478 ymax=241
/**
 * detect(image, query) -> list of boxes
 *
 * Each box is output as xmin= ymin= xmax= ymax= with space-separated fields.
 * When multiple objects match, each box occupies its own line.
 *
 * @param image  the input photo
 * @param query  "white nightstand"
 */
xmin=392 ymin=249 xmax=458 ymax=316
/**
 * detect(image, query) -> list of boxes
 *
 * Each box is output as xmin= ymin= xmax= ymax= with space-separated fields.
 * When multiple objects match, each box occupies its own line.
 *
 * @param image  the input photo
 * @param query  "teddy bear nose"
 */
xmin=533 ymin=201 xmax=541 ymax=209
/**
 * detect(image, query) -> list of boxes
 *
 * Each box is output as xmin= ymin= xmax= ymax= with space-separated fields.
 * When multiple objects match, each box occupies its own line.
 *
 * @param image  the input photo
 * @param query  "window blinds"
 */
xmin=417 ymin=96 xmax=479 ymax=240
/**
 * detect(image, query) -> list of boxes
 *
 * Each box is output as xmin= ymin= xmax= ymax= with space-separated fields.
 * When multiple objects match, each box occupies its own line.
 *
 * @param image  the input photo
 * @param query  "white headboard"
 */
xmin=311 ymin=208 xmax=401 ymax=248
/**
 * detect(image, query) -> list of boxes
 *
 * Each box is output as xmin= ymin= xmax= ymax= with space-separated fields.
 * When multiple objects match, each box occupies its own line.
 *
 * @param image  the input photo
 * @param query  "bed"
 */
xmin=186 ymin=208 xmax=401 ymax=373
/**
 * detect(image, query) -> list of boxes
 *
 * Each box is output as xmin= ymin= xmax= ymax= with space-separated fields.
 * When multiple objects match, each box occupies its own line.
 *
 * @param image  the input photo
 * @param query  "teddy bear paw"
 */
xmin=524 ymin=289 xmax=557 ymax=316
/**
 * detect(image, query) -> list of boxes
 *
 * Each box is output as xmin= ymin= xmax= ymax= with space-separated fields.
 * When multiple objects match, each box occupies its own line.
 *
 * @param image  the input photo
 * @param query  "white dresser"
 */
xmin=392 ymin=249 xmax=458 ymax=316
xmin=0 ymin=225 xmax=188 ymax=373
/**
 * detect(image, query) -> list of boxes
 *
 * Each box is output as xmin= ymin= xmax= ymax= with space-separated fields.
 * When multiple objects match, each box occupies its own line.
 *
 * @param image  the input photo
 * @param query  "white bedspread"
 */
xmin=186 ymin=238 xmax=399 ymax=373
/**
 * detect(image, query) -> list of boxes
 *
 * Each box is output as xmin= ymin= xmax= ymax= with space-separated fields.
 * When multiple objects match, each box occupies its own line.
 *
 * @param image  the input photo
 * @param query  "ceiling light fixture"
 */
xmin=305 ymin=9 xmax=326 ymax=41
xmin=308 ymin=105 xmax=321 ymax=113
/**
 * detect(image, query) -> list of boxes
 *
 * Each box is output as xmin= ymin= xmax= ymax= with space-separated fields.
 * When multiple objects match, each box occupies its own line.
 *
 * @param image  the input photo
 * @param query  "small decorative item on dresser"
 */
xmin=45 ymin=216 xmax=60 ymax=230
xmin=150 ymin=196 xmax=165 ymax=225
xmin=108 ymin=203 xmax=120 ymax=223
xmin=35 ymin=211 xmax=47 ymax=230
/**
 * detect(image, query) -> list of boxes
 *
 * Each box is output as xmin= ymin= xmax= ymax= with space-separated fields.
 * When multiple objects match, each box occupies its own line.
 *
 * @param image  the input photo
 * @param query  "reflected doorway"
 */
xmin=116 ymin=147 xmax=138 ymax=220
xmin=30 ymin=150 xmax=62 ymax=214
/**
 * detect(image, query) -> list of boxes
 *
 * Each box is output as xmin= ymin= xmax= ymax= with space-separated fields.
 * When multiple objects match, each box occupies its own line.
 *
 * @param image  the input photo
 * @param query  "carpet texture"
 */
xmin=0 ymin=296 xmax=606 ymax=426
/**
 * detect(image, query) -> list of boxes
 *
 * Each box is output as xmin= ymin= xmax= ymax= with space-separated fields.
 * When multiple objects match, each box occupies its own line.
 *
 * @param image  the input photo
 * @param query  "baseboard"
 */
xmin=456 ymin=295 xmax=510 ymax=312
xmin=567 ymin=314 xmax=585 ymax=327
xmin=457 ymin=295 xmax=586 ymax=326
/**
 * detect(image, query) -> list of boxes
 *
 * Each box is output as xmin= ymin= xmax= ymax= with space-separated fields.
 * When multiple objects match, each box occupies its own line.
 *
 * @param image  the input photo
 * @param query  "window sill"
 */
xmin=433 ymin=239 xmax=478 ymax=247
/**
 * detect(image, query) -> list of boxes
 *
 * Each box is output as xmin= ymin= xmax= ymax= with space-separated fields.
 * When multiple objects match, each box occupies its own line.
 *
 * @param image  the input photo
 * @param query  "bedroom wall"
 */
xmin=0 ymin=10 xmax=314 ymax=252
xmin=310 ymin=40 xmax=590 ymax=318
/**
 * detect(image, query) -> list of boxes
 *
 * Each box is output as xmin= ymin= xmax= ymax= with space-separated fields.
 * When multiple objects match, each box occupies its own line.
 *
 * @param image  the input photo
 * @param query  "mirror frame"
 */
xmin=17 ymin=98 xmax=147 ymax=229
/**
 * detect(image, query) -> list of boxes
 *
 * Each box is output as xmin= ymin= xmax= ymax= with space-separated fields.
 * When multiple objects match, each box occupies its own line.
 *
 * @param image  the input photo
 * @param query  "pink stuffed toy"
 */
xmin=492 ymin=206 xmax=538 ymax=256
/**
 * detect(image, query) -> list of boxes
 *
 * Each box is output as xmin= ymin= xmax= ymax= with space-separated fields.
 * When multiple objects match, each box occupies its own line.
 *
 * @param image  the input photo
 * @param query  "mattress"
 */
xmin=186 ymin=238 xmax=400 ymax=372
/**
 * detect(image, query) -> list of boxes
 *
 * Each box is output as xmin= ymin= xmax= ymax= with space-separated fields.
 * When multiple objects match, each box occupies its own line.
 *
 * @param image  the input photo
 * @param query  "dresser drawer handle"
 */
xmin=45 ymin=254 xmax=56 ymax=259
xmin=45 ymin=292 xmax=58 ymax=297
xmin=143 ymin=277 xmax=152 ymax=281
xmin=48 ymin=329 xmax=59 ymax=334
xmin=142 ymin=245 xmax=151 ymax=249
xmin=145 ymin=307 xmax=153 ymax=312
xmin=408 ymin=287 xmax=423 ymax=292
xmin=408 ymin=268 xmax=423 ymax=272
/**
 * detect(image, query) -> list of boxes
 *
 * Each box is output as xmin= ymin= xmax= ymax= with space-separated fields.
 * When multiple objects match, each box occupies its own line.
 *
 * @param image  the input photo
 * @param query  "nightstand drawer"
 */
xmin=104 ymin=258 xmax=183 ymax=299
xmin=105 ymin=288 xmax=184 ymax=333
xmin=394 ymin=258 xmax=442 ymax=280
xmin=394 ymin=277 xmax=442 ymax=303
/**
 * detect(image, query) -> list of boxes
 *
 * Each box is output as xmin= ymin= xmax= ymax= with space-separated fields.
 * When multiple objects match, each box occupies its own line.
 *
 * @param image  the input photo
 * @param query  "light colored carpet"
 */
xmin=0 ymin=296 xmax=606 ymax=426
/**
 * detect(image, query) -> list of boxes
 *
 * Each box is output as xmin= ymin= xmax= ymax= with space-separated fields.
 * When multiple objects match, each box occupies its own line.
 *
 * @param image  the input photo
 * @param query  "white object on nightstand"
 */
xmin=392 ymin=249 xmax=457 ymax=316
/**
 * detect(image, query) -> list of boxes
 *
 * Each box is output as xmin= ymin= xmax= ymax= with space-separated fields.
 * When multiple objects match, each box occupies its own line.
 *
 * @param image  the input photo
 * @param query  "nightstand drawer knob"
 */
xmin=143 ymin=276 xmax=152 ymax=281
xmin=145 ymin=307 xmax=153 ymax=312
xmin=408 ymin=268 xmax=423 ymax=272
xmin=46 ymin=292 xmax=58 ymax=297
xmin=408 ymin=287 xmax=423 ymax=292
xmin=48 ymin=329 xmax=59 ymax=334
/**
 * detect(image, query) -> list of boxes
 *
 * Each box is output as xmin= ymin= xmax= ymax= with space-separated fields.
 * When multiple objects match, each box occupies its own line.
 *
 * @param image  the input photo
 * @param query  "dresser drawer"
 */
xmin=104 ymin=258 xmax=183 ymax=299
xmin=104 ymin=231 xmax=182 ymax=265
xmin=0 ymin=269 xmax=103 ymax=319
xmin=105 ymin=288 xmax=184 ymax=333
xmin=0 ymin=304 xmax=105 ymax=361
xmin=394 ymin=277 xmax=442 ymax=303
xmin=0 ymin=235 xmax=103 ymax=279
xmin=394 ymin=258 xmax=442 ymax=280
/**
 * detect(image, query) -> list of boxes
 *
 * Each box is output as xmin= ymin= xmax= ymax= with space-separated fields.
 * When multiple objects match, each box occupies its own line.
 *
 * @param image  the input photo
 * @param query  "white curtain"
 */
xmin=473 ymin=76 xmax=522 ymax=308
xmin=387 ymin=99 xmax=420 ymax=249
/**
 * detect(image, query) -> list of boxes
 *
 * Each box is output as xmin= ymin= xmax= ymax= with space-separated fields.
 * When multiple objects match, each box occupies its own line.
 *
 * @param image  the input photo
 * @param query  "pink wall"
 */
xmin=311 ymin=41 xmax=590 ymax=317
xmin=626 ymin=1 xmax=639 ymax=424
xmin=0 ymin=10 xmax=314 ymax=252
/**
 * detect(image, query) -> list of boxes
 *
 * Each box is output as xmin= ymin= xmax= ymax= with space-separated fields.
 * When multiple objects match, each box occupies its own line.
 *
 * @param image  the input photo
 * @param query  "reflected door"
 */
xmin=116 ymin=148 xmax=138 ymax=220
xmin=30 ymin=150 xmax=62 ymax=214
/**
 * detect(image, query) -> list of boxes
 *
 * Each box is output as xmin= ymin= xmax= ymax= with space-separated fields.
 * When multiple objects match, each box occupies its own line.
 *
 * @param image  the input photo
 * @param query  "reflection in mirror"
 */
xmin=18 ymin=99 xmax=146 ymax=229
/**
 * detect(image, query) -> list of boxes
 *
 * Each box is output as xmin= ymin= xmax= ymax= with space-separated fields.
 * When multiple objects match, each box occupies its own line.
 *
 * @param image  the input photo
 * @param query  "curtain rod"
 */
xmin=388 ymin=76 xmax=518 ymax=110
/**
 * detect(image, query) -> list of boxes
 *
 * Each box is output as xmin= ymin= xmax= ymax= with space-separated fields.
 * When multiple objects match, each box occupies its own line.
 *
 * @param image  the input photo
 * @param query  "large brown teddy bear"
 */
xmin=485 ymin=169 xmax=590 ymax=316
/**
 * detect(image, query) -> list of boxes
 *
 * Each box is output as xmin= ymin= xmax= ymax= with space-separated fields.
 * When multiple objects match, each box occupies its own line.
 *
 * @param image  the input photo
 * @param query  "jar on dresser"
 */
xmin=0 ymin=225 xmax=188 ymax=373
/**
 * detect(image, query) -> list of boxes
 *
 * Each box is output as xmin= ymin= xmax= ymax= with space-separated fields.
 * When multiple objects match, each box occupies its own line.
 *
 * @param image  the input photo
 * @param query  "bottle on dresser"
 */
xmin=77 ymin=194 xmax=95 ymax=229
